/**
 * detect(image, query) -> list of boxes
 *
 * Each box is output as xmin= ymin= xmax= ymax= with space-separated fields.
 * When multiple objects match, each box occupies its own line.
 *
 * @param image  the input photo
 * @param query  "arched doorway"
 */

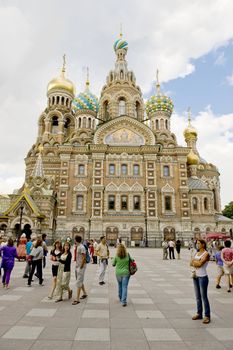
xmin=163 ymin=227 xmax=176 ymax=241
xmin=106 ymin=227 xmax=118 ymax=246
xmin=131 ymin=227 xmax=143 ymax=247
xmin=72 ymin=226 xmax=85 ymax=240
xmin=23 ymin=224 xmax=32 ymax=240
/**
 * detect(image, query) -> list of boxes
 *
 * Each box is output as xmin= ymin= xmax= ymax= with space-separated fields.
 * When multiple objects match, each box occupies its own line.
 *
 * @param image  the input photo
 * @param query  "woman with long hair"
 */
xmin=0 ymin=238 xmax=18 ymax=289
xmin=55 ymin=241 xmax=72 ymax=302
xmin=190 ymin=239 xmax=211 ymax=324
xmin=48 ymin=240 xmax=62 ymax=299
xmin=112 ymin=243 xmax=132 ymax=307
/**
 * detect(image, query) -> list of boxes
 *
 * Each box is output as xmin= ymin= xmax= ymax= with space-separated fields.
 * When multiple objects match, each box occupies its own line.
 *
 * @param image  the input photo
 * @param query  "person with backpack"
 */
xmin=72 ymin=235 xmax=87 ymax=305
xmin=112 ymin=243 xmax=133 ymax=307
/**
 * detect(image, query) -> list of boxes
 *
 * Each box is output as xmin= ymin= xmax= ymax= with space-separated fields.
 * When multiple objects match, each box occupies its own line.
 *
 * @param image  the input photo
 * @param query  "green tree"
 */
xmin=222 ymin=201 xmax=233 ymax=219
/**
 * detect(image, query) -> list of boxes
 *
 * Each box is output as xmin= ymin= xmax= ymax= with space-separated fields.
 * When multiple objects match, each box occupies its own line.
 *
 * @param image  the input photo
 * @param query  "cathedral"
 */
xmin=1 ymin=34 xmax=232 ymax=245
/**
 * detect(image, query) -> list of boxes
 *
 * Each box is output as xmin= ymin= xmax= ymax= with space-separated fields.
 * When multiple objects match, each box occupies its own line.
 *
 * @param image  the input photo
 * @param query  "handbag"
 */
xmin=128 ymin=254 xmax=137 ymax=275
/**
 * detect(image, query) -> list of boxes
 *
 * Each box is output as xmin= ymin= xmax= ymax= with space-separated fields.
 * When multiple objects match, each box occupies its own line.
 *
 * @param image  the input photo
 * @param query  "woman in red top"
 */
xmin=221 ymin=240 xmax=233 ymax=292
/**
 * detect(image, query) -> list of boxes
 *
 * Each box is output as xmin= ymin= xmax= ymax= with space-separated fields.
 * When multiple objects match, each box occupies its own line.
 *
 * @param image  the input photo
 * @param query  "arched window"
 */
xmin=118 ymin=99 xmax=126 ymax=116
xmin=78 ymin=164 xmax=85 ymax=175
xmin=135 ymin=101 xmax=140 ymax=119
xmin=204 ymin=197 xmax=208 ymax=211
xmin=56 ymin=96 xmax=59 ymax=105
xmin=88 ymin=118 xmax=91 ymax=128
xmin=133 ymin=196 xmax=140 ymax=210
xmin=76 ymin=195 xmax=84 ymax=210
xmin=103 ymin=101 xmax=109 ymax=120
xmin=64 ymin=118 xmax=71 ymax=137
xmin=213 ymin=189 xmax=217 ymax=210
xmin=78 ymin=118 xmax=81 ymax=128
xmin=121 ymin=195 xmax=128 ymax=210
xmin=163 ymin=165 xmax=170 ymax=177
xmin=192 ymin=197 xmax=198 ymax=211
xmin=165 ymin=196 xmax=172 ymax=211
xmin=121 ymin=164 xmax=128 ymax=175
xmin=61 ymin=96 xmax=64 ymax=105
xmin=109 ymin=164 xmax=115 ymax=175
xmin=52 ymin=96 xmax=55 ymax=105
xmin=108 ymin=195 xmax=115 ymax=210
xmin=133 ymin=164 xmax=140 ymax=176
xmin=165 ymin=120 xmax=168 ymax=129
xmin=156 ymin=119 xmax=159 ymax=130
xmin=51 ymin=116 xmax=59 ymax=134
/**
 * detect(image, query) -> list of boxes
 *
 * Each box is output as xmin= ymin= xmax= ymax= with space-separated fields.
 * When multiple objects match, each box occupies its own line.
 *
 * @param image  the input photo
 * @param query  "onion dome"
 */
xmin=114 ymin=38 xmax=128 ymax=52
xmin=187 ymin=149 xmax=199 ymax=165
xmin=47 ymin=55 xmax=75 ymax=95
xmin=183 ymin=108 xmax=198 ymax=140
xmin=72 ymin=72 xmax=99 ymax=113
xmin=146 ymin=70 xmax=174 ymax=116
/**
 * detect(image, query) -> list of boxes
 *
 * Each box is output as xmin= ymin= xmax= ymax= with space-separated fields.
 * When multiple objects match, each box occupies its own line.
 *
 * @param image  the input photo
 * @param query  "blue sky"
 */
xmin=161 ymin=41 xmax=233 ymax=116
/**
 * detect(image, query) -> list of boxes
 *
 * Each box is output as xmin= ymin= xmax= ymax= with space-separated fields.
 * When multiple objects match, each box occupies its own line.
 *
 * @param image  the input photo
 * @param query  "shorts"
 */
xmin=76 ymin=266 xmax=86 ymax=288
xmin=52 ymin=265 xmax=59 ymax=277
xmin=217 ymin=265 xmax=224 ymax=277
xmin=223 ymin=264 xmax=233 ymax=275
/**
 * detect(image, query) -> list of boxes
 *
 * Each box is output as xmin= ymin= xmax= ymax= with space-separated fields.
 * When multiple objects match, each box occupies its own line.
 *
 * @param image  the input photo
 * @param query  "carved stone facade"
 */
xmin=1 ymin=36 xmax=232 ymax=244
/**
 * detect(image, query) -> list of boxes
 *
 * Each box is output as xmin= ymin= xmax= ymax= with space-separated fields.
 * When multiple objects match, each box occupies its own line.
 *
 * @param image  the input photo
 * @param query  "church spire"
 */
xmin=32 ymin=145 xmax=44 ymax=178
xmin=156 ymin=69 xmax=161 ymax=95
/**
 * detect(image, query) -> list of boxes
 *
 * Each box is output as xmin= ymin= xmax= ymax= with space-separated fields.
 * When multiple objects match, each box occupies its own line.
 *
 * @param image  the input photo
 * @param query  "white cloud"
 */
xmin=214 ymin=52 xmax=226 ymax=66
xmin=226 ymin=74 xmax=233 ymax=85
xmin=1 ymin=0 xmax=233 ymax=209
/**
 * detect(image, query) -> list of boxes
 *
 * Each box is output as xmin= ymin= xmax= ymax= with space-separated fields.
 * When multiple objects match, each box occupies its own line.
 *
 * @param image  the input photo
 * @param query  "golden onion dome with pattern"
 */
xmin=47 ymin=55 xmax=75 ymax=96
xmin=187 ymin=149 xmax=199 ymax=165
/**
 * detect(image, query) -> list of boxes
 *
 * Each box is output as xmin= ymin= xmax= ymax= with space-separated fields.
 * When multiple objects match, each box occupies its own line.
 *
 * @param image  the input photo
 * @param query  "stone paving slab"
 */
xmin=0 ymin=248 xmax=233 ymax=349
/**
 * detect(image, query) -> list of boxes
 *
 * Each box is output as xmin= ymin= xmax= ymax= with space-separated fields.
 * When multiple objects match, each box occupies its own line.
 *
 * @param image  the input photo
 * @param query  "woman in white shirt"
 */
xmin=190 ymin=239 xmax=211 ymax=324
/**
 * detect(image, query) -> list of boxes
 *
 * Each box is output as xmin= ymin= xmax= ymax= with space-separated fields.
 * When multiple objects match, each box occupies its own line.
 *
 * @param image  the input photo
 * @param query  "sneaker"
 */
xmin=23 ymin=274 xmax=29 ymax=279
xmin=202 ymin=317 xmax=210 ymax=324
xmin=192 ymin=314 xmax=202 ymax=320
xmin=216 ymin=284 xmax=221 ymax=289
xmin=99 ymin=282 xmax=104 ymax=285
xmin=227 ymin=289 xmax=231 ymax=293
xmin=122 ymin=303 xmax=127 ymax=307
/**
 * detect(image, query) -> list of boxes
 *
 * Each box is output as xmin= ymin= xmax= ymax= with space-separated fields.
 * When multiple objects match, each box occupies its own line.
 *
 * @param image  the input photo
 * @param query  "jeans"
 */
xmin=193 ymin=275 xmax=210 ymax=318
xmin=169 ymin=247 xmax=175 ymax=259
xmin=116 ymin=275 xmax=130 ymax=305
xmin=28 ymin=259 xmax=43 ymax=285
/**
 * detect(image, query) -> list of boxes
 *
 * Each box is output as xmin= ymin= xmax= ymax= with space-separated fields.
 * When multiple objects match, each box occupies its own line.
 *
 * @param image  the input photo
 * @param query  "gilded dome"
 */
xmin=47 ymin=72 xmax=75 ymax=95
xmin=72 ymin=83 xmax=99 ymax=114
xmin=183 ymin=124 xmax=198 ymax=139
xmin=187 ymin=149 xmax=199 ymax=165
xmin=47 ymin=55 xmax=75 ymax=95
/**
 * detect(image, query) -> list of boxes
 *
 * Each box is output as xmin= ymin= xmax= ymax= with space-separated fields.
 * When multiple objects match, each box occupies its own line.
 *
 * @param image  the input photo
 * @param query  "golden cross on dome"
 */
xmin=120 ymin=23 xmax=123 ymax=38
xmin=85 ymin=67 xmax=90 ymax=89
xmin=156 ymin=69 xmax=161 ymax=94
xmin=187 ymin=107 xmax=192 ymax=125
xmin=62 ymin=54 xmax=66 ymax=73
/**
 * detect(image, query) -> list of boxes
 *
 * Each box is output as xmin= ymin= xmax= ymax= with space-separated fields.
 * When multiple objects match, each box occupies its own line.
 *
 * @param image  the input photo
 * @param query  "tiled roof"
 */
xmin=215 ymin=214 xmax=233 ymax=222
xmin=188 ymin=178 xmax=210 ymax=191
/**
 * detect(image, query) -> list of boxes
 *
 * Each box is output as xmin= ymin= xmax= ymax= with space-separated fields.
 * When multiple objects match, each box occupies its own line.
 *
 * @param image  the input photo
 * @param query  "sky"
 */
xmin=0 ymin=0 xmax=233 ymax=209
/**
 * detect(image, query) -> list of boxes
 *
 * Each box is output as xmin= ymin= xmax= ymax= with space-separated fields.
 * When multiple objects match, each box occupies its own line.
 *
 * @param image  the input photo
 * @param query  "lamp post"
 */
xmin=18 ymin=202 xmax=24 ymax=244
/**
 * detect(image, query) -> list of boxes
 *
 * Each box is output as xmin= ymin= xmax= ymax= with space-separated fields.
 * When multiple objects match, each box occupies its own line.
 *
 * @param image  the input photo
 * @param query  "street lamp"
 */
xmin=18 ymin=202 xmax=24 ymax=244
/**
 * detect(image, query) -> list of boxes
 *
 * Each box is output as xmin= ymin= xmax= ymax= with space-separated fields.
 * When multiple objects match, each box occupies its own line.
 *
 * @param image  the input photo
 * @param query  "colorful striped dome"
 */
xmin=146 ymin=94 xmax=174 ymax=116
xmin=114 ymin=38 xmax=128 ymax=52
xmin=72 ymin=90 xmax=99 ymax=113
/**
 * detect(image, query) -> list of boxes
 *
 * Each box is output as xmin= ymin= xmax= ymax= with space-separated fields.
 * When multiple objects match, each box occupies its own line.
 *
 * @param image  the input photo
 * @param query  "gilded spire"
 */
xmin=62 ymin=54 xmax=66 ymax=73
xmin=85 ymin=67 xmax=90 ymax=91
xmin=120 ymin=23 xmax=123 ymax=38
xmin=156 ymin=69 xmax=161 ymax=95
xmin=187 ymin=106 xmax=192 ymax=125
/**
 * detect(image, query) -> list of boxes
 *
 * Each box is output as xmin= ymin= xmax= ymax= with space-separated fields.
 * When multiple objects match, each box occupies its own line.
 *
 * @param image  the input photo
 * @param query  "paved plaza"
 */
xmin=0 ymin=248 xmax=233 ymax=349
